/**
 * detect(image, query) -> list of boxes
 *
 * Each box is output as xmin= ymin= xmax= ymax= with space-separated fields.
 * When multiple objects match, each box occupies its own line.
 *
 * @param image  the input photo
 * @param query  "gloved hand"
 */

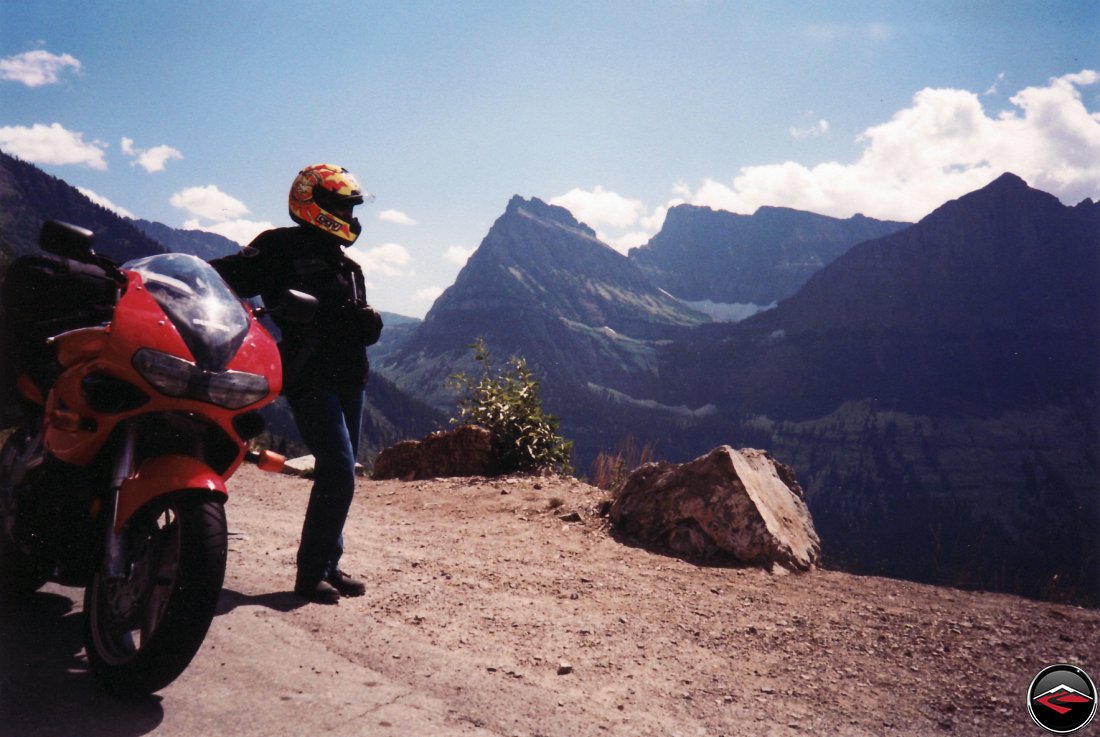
xmin=354 ymin=305 xmax=384 ymax=346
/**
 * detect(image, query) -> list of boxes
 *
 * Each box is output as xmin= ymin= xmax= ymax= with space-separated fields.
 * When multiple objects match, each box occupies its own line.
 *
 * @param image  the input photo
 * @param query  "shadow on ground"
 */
xmin=0 ymin=587 xmax=164 ymax=737
xmin=215 ymin=587 xmax=306 ymax=615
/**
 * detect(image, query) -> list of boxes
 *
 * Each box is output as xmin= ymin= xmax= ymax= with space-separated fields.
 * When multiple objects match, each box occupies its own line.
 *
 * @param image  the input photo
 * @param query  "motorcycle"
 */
xmin=0 ymin=221 xmax=309 ymax=695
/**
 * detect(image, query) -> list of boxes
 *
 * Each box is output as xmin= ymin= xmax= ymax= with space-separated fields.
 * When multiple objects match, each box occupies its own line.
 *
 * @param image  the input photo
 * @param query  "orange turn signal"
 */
xmin=248 ymin=450 xmax=285 ymax=473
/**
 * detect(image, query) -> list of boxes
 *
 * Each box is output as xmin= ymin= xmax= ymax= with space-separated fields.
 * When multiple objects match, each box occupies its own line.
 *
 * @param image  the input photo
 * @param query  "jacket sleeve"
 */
xmin=210 ymin=233 xmax=276 ymax=298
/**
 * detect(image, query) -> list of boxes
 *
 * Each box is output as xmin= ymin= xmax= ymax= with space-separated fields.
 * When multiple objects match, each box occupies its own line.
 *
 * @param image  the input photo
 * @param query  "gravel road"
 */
xmin=3 ymin=464 xmax=1097 ymax=736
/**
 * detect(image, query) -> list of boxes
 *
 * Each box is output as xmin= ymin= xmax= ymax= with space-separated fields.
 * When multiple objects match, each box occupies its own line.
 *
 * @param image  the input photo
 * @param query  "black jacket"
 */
xmin=211 ymin=226 xmax=382 ymax=395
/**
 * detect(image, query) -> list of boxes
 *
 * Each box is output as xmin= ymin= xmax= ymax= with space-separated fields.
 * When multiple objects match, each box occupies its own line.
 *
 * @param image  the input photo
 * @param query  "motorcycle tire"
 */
xmin=84 ymin=495 xmax=227 ymax=696
xmin=0 ymin=429 xmax=49 ymax=597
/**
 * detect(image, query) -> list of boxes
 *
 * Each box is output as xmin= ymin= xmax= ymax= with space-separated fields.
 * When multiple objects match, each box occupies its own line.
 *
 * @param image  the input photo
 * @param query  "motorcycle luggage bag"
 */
xmin=2 ymin=254 xmax=118 ymax=379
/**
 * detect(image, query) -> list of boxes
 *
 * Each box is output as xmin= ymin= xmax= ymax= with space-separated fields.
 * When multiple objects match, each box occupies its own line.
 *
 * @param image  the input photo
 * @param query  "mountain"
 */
xmin=629 ymin=204 xmax=909 ymax=307
xmin=659 ymin=174 xmax=1100 ymax=417
xmin=380 ymin=196 xmax=707 ymax=407
xmin=649 ymin=173 xmax=1100 ymax=602
xmin=0 ymin=151 xmax=166 ymax=263
xmin=131 ymin=219 xmax=240 ymax=260
xmin=380 ymin=175 xmax=1099 ymax=604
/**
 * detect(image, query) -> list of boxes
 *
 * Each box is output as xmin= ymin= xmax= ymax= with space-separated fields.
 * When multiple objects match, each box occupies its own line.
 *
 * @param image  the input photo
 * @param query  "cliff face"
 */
xmin=629 ymin=203 xmax=909 ymax=305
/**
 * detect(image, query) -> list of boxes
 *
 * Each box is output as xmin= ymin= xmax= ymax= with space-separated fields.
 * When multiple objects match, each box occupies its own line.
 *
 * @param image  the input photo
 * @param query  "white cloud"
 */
xmin=77 ymin=187 xmax=135 ymax=219
xmin=122 ymin=137 xmax=182 ymax=173
xmin=170 ymin=184 xmax=262 ymax=244
xmin=183 ymin=219 xmax=273 ymax=246
xmin=443 ymin=245 xmax=475 ymax=265
xmin=550 ymin=185 xmax=646 ymax=229
xmin=0 ymin=50 xmax=81 ymax=87
xmin=600 ymin=230 xmax=653 ymax=256
xmin=347 ymin=242 xmax=412 ymax=278
xmin=0 ymin=122 xmax=108 ymax=169
xmin=378 ymin=209 xmax=417 ymax=225
xmin=538 ymin=193 xmax=673 ymax=256
xmin=170 ymin=185 xmax=250 ymax=222
xmin=640 ymin=205 xmax=673 ymax=232
xmin=676 ymin=70 xmax=1100 ymax=222
xmin=790 ymin=119 xmax=830 ymax=139
xmin=415 ymin=286 xmax=444 ymax=303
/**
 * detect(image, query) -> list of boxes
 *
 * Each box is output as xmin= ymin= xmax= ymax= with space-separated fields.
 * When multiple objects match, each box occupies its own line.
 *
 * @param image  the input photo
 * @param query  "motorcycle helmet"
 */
xmin=288 ymin=163 xmax=372 ymax=245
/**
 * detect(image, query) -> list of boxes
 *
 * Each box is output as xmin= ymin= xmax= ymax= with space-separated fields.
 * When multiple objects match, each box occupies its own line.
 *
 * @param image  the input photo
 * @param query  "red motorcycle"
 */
xmin=0 ymin=222 xmax=304 ymax=695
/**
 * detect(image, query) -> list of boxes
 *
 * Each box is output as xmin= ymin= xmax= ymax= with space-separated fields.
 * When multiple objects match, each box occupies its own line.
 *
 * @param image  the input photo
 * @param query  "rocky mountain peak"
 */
xmin=916 ymin=172 xmax=1069 ymax=234
xmin=503 ymin=195 xmax=597 ymax=240
xmin=768 ymin=171 xmax=1100 ymax=336
xmin=421 ymin=194 xmax=704 ymax=338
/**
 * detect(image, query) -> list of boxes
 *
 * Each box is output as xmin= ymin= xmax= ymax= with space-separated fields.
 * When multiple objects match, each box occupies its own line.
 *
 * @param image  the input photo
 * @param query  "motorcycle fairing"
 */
xmin=122 ymin=254 xmax=251 ymax=372
xmin=44 ymin=271 xmax=281 ymax=467
xmin=115 ymin=455 xmax=227 ymax=531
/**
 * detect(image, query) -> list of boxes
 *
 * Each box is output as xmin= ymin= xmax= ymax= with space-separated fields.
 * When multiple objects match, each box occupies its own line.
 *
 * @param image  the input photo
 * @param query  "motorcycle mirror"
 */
xmin=280 ymin=289 xmax=319 ymax=324
xmin=39 ymin=220 xmax=96 ymax=261
xmin=251 ymin=290 xmax=318 ymax=324
xmin=261 ymin=290 xmax=319 ymax=325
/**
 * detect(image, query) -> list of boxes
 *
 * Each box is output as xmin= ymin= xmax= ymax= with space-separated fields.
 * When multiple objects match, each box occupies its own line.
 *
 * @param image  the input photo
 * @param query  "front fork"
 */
xmin=103 ymin=423 xmax=136 ymax=579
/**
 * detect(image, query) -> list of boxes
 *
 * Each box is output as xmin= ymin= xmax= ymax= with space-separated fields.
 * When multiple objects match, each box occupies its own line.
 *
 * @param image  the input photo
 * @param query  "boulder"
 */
xmin=609 ymin=446 xmax=820 ymax=571
xmin=372 ymin=425 xmax=494 ymax=481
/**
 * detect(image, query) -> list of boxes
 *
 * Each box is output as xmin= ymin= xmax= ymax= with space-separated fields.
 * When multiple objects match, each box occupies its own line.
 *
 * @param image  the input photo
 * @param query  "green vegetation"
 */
xmin=448 ymin=339 xmax=572 ymax=475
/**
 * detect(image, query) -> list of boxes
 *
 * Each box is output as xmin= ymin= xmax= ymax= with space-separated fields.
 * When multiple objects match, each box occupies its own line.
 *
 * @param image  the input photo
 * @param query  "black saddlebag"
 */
xmin=2 ymin=254 xmax=119 ymax=385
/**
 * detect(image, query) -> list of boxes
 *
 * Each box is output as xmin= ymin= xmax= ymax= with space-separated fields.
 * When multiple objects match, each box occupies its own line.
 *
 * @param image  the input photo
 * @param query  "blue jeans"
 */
xmin=287 ymin=386 xmax=364 ymax=584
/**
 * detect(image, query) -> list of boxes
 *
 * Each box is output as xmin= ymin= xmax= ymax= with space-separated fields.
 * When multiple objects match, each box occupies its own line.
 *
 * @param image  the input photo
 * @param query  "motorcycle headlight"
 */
xmin=201 ymin=370 xmax=270 ymax=410
xmin=133 ymin=349 xmax=192 ymax=396
xmin=133 ymin=349 xmax=270 ymax=409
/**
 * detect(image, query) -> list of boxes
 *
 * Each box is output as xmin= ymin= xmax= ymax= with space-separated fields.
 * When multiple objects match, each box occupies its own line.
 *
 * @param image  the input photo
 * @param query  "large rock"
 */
xmin=372 ymin=425 xmax=494 ymax=481
xmin=609 ymin=446 xmax=820 ymax=570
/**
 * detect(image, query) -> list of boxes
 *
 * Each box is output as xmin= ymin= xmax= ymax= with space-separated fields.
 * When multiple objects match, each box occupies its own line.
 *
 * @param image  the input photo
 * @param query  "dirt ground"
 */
xmin=2 ymin=464 xmax=1098 ymax=737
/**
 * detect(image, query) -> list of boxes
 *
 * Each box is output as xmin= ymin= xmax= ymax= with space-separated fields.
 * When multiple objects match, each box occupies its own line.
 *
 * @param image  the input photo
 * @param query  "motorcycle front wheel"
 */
xmin=84 ymin=496 xmax=227 ymax=696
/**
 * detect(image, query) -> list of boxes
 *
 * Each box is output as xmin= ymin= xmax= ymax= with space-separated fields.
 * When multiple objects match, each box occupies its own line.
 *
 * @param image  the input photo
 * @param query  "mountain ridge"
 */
xmin=0 ymin=150 xmax=166 ymax=263
xmin=629 ymin=200 xmax=910 ymax=305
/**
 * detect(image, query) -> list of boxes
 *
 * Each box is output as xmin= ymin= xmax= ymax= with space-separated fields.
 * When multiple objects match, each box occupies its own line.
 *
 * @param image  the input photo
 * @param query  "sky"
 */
xmin=1 ymin=1 xmax=1098 ymax=317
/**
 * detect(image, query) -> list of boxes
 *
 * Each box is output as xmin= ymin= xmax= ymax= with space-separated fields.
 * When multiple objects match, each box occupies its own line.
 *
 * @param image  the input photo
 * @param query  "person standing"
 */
xmin=212 ymin=164 xmax=383 ymax=603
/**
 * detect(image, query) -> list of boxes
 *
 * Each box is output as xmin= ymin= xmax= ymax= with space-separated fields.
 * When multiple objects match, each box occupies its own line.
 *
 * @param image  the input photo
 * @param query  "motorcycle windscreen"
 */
xmin=123 ymin=253 xmax=251 ymax=372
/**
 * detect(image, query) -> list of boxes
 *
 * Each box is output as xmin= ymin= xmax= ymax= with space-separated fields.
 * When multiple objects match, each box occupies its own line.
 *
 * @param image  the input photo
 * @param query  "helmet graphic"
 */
xmin=288 ymin=164 xmax=372 ymax=244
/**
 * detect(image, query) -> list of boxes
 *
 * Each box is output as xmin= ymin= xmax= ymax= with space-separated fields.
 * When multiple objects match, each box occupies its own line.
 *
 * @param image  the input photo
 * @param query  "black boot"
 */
xmin=326 ymin=570 xmax=366 ymax=597
xmin=295 ymin=578 xmax=341 ymax=604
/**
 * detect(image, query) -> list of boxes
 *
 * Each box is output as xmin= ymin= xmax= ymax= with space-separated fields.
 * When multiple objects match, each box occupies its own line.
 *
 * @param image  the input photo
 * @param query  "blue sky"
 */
xmin=2 ymin=1 xmax=1098 ymax=317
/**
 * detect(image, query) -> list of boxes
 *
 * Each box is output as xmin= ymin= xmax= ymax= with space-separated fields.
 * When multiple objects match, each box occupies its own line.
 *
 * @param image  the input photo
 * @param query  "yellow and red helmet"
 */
xmin=288 ymin=163 xmax=371 ymax=244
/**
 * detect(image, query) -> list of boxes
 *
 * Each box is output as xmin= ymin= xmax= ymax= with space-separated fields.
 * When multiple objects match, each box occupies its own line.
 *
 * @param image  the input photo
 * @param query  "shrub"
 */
xmin=447 ymin=339 xmax=572 ymax=475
